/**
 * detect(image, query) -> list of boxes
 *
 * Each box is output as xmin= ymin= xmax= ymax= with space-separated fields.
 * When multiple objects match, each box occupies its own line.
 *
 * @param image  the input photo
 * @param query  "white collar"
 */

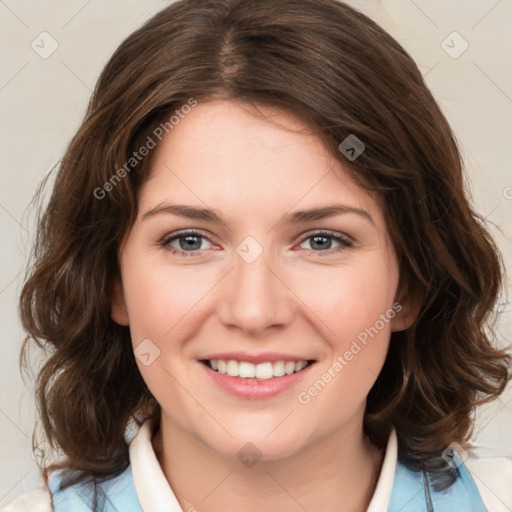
xmin=366 ymin=427 xmax=397 ymax=511
xmin=129 ymin=420 xmax=398 ymax=512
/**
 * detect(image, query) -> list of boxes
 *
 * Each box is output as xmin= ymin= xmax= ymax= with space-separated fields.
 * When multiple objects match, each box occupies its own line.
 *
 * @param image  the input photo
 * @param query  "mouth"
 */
xmin=200 ymin=359 xmax=316 ymax=380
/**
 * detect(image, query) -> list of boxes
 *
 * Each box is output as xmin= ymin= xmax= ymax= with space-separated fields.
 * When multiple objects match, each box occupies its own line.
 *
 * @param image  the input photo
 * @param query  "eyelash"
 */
xmin=160 ymin=230 xmax=354 ymax=257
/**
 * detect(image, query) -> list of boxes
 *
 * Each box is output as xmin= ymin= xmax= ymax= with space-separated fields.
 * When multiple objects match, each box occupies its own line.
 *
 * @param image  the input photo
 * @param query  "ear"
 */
xmin=110 ymin=277 xmax=130 ymax=326
xmin=390 ymin=288 xmax=421 ymax=333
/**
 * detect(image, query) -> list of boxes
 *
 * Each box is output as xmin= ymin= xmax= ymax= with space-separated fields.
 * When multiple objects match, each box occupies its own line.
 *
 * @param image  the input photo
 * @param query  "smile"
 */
xmin=203 ymin=359 xmax=313 ymax=380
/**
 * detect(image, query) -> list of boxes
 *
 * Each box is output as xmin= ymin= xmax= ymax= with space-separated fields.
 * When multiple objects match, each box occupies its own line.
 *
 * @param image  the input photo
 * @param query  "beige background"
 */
xmin=1 ymin=0 xmax=511 ymax=506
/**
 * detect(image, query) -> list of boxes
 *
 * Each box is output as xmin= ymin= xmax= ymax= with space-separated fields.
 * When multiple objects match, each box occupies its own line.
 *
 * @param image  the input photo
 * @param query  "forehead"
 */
xmin=138 ymin=100 xmax=382 ymax=226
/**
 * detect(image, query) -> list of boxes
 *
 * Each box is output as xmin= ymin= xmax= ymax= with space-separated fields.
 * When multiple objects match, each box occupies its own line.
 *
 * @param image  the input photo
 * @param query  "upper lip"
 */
xmin=199 ymin=352 xmax=314 ymax=364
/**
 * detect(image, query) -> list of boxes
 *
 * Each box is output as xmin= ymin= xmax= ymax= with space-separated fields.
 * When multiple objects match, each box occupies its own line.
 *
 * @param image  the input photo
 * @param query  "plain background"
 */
xmin=0 ymin=0 xmax=511 ymax=506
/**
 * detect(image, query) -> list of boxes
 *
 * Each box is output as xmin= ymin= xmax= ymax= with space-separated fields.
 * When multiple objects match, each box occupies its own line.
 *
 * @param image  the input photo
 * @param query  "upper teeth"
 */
xmin=209 ymin=360 xmax=309 ymax=380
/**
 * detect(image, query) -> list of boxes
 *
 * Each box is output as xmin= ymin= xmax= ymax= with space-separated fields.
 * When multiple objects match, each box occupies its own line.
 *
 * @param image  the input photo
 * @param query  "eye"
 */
xmin=160 ymin=230 xmax=214 ymax=256
xmin=160 ymin=229 xmax=354 ymax=258
xmin=298 ymin=231 xmax=353 ymax=255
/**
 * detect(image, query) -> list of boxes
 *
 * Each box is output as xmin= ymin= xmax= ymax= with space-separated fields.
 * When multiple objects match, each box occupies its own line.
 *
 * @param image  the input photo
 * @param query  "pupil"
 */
xmin=181 ymin=236 xmax=201 ymax=250
xmin=312 ymin=236 xmax=330 ymax=250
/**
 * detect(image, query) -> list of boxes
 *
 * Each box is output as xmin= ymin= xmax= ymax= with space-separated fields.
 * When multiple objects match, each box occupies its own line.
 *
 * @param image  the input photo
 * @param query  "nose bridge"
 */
xmin=217 ymin=239 xmax=294 ymax=334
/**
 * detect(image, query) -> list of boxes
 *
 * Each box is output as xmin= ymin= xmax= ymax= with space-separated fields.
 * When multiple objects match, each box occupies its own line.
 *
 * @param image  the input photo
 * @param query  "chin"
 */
xmin=199 ymin=426 xmax=310 ymax=462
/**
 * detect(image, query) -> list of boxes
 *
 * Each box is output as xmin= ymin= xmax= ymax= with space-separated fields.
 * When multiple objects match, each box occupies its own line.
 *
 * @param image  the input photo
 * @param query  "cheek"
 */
xmin=288 ymin=255 xmax=398 ymax=342
xmin=292 ymin=257 xmax=397 ymax=406
xmin=122 ymin=259 xmax=217 ymax=343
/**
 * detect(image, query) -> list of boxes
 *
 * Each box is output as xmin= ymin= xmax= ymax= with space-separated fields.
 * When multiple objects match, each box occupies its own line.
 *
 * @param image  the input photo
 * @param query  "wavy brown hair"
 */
xmin=20 ymin=0 xmax=511 ymax=506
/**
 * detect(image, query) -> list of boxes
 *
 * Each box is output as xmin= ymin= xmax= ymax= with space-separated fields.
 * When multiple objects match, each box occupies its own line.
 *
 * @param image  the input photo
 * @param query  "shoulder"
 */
xmin=47 ymin=464 xmax=141 ymax=512
xmin=389 ymin=444 xmax=512 ymax=511
xmin=2 ymin=487 xmax=52 ymax=512
xmin=464 ymin=452 xmax=512 ymax=512
xmin=2 ymin=463 xmax=140 ymax=512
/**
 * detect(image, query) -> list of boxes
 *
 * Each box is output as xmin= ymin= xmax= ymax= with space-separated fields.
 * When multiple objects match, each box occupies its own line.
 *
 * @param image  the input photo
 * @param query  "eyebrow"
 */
xmin=141 ymin=203 xmax=375 ymax=226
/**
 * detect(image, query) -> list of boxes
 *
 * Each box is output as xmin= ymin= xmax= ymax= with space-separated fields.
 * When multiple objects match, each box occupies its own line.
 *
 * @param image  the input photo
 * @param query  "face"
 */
xmin=112 ymin=100 xmax=416 ymax=459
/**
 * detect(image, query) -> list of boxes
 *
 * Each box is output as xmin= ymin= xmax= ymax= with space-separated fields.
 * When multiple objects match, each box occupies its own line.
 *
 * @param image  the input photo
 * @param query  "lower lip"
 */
xmin=200 ymin=361 xmax=315 ymax=399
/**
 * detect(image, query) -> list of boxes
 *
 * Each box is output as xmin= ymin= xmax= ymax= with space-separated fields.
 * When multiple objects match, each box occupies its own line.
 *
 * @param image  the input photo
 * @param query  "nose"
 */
xmin=216 ymin=245 xmax=295 ymax=337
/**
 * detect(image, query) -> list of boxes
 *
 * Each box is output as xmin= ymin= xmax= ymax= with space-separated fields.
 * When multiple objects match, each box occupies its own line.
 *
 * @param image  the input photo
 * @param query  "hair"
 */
xmin=19 ymin=0 xmax=511 ymax=506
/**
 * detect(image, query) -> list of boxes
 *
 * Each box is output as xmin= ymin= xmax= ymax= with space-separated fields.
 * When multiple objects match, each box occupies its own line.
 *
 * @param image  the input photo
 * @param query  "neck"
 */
xmin=153 ymin=413 xmax=384 ymax=512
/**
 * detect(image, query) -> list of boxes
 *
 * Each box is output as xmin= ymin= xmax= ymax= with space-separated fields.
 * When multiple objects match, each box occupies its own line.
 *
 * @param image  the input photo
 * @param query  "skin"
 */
xmin=111 ymin=100 xmax=418 ymax=512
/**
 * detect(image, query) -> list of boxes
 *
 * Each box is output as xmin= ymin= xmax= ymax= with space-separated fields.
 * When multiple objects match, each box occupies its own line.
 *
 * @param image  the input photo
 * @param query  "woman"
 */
xmin=6 ymin=0 xmax=512 ymax=510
